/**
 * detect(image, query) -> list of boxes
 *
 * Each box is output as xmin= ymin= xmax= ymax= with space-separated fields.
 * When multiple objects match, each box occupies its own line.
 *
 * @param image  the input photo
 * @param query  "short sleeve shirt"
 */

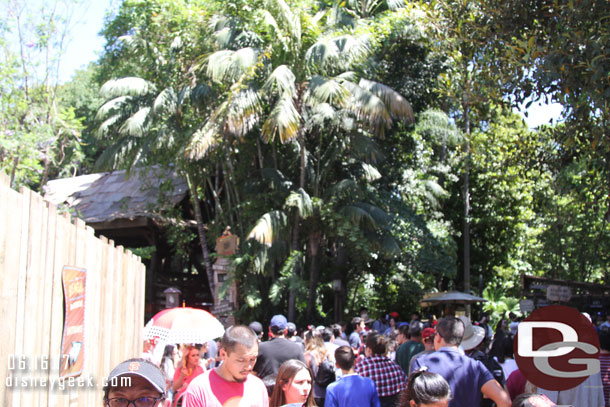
xmin=411 ymin=347 xmax=494 ymax=407
xmin=349 ymin=332 xmax=361 ymax=350
xmin=183 ymin=369 xmax=269 ymax=407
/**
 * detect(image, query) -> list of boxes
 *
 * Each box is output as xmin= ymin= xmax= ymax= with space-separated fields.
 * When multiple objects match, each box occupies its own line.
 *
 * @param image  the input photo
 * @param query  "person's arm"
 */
xmin=481 ymin=379 xmax=511 ymax=407
xmin=172 ymin=366 xmax=187 ymax=392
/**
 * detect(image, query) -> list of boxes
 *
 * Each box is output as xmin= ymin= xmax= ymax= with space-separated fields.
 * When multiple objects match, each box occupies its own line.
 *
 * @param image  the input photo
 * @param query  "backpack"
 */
xmin=315 ymin=359 xmax=336 ymax=388
xmin=469 ymin=350 xmax=505 ymax=407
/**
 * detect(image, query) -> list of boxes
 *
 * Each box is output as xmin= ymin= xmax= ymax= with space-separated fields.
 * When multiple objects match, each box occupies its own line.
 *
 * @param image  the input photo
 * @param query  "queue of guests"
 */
xmin=108 ymin=310 xmax=610 ymax=407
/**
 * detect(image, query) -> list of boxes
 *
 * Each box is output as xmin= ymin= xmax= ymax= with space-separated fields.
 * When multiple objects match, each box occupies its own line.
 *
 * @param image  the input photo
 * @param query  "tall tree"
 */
xmin=190 ymin=0 xmax=413 ymax=320
xmin=1 ymin=0 xmax=88 ymax=190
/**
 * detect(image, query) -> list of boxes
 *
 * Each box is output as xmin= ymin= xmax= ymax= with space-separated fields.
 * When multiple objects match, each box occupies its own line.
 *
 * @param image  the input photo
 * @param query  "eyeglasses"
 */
xmin=106 ymin=397 xmax=163 ymax=407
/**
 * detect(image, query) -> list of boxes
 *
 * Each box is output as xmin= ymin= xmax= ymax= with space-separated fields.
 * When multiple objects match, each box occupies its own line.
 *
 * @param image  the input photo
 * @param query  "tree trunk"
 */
xmin=186 ymin=172 xmax=215 ymax=302
xmin=306 ymin=230 xmax=320 ymax=321
xmin=462 ymin=96 xmax=471 ymax=318
xmin=288 ymin=135 xmax=306 ymax=322
xmin=10 ymin=156 xmax=20 ymax=189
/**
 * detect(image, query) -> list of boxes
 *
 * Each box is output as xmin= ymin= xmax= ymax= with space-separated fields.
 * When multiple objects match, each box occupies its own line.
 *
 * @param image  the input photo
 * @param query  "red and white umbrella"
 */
xmin=144 ymin=307 xmax=225 ymax=344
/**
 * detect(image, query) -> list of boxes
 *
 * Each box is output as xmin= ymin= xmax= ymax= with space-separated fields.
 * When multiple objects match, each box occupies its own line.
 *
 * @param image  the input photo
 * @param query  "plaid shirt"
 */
xmin=354 ymin=354 xmax=406 ymax=397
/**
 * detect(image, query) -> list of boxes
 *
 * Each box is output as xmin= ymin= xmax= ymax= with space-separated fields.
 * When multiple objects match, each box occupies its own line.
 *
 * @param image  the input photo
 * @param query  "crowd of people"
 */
xmin=102 ymin=309 xmax=610 ymax=407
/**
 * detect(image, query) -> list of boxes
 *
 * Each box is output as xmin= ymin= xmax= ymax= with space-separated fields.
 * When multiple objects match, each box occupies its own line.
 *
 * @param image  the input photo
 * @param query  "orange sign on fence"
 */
xmin=60 ymin=266 xmax=86 ymax=378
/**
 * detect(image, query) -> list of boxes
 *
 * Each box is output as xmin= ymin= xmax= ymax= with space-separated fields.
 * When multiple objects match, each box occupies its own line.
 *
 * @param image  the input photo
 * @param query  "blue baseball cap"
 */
xmin=270 ymin=314 xmax=288 ymax=331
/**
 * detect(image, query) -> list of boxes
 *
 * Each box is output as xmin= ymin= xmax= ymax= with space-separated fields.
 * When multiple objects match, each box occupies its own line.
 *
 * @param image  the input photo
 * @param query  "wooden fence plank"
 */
xmin=83 ymin=225 xmax=100 ymax=407
xmin=0 ymin=184 xmax=24 ymax=406
xmin=23 ymin=190 xmax=46 ymax=406
xmin=12 ymin=187 xmax=31 ymax=406
xmin=43 ymin=204 xmax=59 ymax=407
xmin=0 ymin=171 xmax=10 ymax=187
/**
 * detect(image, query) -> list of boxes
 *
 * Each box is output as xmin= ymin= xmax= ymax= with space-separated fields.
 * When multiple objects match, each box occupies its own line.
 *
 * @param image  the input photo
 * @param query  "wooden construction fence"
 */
xmin=0 ymin=172 xmax=146 ymax=407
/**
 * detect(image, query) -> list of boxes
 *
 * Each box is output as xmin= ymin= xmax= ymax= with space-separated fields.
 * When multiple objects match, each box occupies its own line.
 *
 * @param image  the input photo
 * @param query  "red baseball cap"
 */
xmin=422 ymin=327 xmax=436 ymax=340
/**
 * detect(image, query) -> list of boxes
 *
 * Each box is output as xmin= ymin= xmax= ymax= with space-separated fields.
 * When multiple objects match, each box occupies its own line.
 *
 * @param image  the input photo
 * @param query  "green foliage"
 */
xmin=84 ymin=0 xmax=610 ymax=325
xmin=482 ymin=285 xmax=520 ymax=329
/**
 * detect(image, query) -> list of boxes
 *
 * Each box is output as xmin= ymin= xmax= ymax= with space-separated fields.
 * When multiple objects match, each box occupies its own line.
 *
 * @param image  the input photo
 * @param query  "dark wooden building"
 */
xmin=44 ymin=166 xmax=214 ymax=320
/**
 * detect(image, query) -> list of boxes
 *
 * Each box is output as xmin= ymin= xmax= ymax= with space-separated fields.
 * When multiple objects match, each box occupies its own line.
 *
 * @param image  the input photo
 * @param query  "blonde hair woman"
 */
xmin=172 ymin=345 xmax=203 ymax=406
xmin=304 ymin=330 xmax=333 ymax=407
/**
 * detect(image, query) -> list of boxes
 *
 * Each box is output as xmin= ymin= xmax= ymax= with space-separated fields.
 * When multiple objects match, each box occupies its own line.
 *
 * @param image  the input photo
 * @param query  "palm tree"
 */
xmin=188 ymin=0 xmax=413 ymax=320
xmin=95 ymin=71 xmax=219 ymax=299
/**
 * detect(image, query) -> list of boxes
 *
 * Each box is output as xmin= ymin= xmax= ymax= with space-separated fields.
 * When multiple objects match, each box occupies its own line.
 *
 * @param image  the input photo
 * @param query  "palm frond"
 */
xmin=97 ymin=114 xmax=124 ymax=139
xmin=261 ymin=10 xmax=291 ymax=52
xmin=358 ymin=79 xmax=413 ymax=122
xmin=333 ymin=35 xmax=371 ymax=67
xmin=153 ymin=87 xmax=178 ymax=116
xmin=380 ymin=233 xmax=401 ymax=256
xmin=284 ymin=188 xmax=313 ymax=218
xmin=205 ymin=48 xmax=259 ymax=83
xmin=306 ymin=76 xmax=349 ymax=106
xmin=94 ymin=135 xmax=140 ymax=171
xmin=306 ymin=35 xmax=370 ymax=72
xmin=190 ymin=83 xmax=213 ymax=106
xmin=187 ymin=120 xmax=221 ymax=159
xmin=305 ymin=38 xmax=339 ymax=68
xmin=361 ymin=162 xmax=381 ymax=181
xmin=247 ymin=210 xmax=288 ymax=246
xmin=261 ymin=168 xmax=293 ymax=191
xmin=264 ymin=0 xmax=301 ymax=46
xmin=261 ymin=95 xmax=301 ymax=143
xmin=309 ymin=103 xmax=337 ymax=126
xmin=118 ymin=107 xmax=151 ymax=137
xmin=349 ymin=133 xmax=385 ymax=163
xmin=386 ymin=0 xmax=406 ymax=9
xmin=95 ymin=96 xmax=134 ymax=120
xmin=263 ymin=65 xmax=296 ymax=98
xmin=342 ymin=80 xmax=391 ymax=136
xmin=100 ymin=77 xmax=155 ymax=99
xmin=225 ymin=88 xmax=262 ymax=137
xmin=353 ymin=202 xmax=391 ymax=228
xmin=341 ymin=204 xmax=377 ymax=229
xmin=326 ymin=178 xmax=361 ymax=198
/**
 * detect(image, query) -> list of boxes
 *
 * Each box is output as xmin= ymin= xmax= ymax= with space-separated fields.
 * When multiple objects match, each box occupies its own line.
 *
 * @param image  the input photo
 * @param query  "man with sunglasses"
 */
xmin=103 ymin=358 xmax=166 ymax=407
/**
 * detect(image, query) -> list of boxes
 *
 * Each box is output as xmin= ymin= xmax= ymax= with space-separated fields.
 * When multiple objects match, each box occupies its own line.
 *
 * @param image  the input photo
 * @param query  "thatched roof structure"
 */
xmin=44 ymin=167 xmax=188 ymax=244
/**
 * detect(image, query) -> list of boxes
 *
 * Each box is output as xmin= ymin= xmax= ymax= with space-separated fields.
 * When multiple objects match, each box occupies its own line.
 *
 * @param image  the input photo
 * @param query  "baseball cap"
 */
xmin=389 ymin=311 xmax=399 ymax=319
xmin=249 ymin=321 xmax=263 ymax=337
xmin=270 ymin=314 xmax=288 ymax=331
xmin=422 ymin=327 xmax=436 ymax=341
xmin=106 ymin=359 xmax=165 ymax=395
xmin=286 ymin=322 xmax=297 ymax=334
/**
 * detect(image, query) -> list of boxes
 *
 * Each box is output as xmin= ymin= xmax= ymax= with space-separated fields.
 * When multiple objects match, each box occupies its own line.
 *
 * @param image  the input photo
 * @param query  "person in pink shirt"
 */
xmin=173 ymin=345 xmax=204 ymax=406
xmin=183 ymin=325 xmax=268 ymax=407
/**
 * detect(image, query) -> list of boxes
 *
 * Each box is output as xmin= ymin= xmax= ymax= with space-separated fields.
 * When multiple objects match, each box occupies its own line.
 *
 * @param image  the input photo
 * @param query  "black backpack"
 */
xmin=315 ymin=359 xmax=336 ymax=388
xmin=469 ymin=349 xmax=505 ymax=407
